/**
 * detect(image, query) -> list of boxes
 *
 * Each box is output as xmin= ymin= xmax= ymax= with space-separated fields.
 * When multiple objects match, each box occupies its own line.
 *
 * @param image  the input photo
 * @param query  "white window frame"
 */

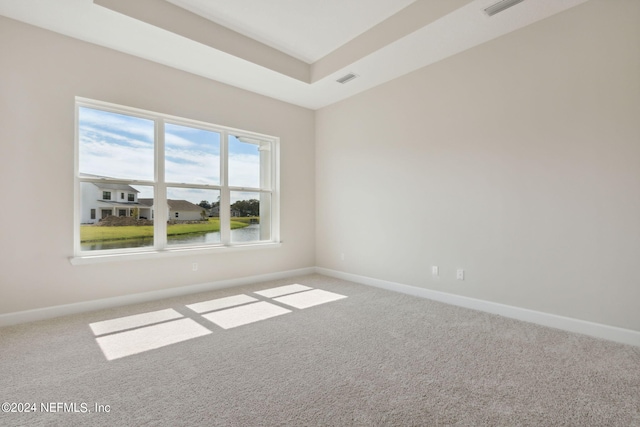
xmin=72 ymin=97 xmax=280 ymax=264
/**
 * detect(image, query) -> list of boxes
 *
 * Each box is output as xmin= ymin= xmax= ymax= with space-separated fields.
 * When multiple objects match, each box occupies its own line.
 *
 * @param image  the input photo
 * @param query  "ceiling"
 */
xmin=0 ymin=0 xmax=588 ymax=110
xmin=164 ymin=0 xmax=418 ymax=63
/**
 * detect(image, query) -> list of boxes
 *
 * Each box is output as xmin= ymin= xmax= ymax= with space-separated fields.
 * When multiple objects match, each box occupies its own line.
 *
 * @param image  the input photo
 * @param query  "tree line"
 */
xmin=198 ymin=199 xmax=259 ymax=217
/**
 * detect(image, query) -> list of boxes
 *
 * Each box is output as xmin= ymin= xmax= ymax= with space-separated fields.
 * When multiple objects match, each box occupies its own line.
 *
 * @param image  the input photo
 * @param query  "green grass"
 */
xmin=228 ymin=216 xmax=259 ymax=225
xmin=80 ymin=218 xmax=251 ymax=243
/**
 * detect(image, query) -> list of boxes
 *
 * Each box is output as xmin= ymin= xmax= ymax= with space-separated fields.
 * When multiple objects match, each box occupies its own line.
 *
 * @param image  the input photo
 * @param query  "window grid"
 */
xmin=74 ymin=98 xmax=279 ymax=257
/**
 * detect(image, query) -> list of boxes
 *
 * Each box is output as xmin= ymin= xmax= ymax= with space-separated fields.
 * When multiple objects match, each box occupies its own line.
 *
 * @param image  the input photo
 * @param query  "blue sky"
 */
xmin=79 ymin=107 xmax=262 ymax=204
xmin=78 ymin=107 xmax=155 ymax=181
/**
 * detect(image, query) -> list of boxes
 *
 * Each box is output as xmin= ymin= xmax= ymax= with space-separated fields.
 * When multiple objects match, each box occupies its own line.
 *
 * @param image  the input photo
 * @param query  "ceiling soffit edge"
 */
xmin=311 ymin=0 xmax=473 ymax=82
xmin=94 ymin=0 xmax=471 ymax=86
xmin=93 ymin=0 xmax=311 ymax=83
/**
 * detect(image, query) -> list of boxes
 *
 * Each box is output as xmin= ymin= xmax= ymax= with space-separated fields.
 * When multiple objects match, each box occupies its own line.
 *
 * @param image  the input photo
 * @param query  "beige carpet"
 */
xmin=1 ymin=274 xmax=638 ymax=426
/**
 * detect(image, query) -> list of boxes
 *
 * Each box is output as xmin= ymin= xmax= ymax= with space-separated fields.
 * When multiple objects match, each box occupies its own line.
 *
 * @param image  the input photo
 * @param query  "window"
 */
xmin=75 ymin=98 xmax=279 ymax=257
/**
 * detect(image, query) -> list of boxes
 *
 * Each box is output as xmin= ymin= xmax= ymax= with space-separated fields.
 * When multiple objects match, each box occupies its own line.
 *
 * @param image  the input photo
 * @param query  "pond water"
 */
xmin=81 ymin=224 xmax=261 ymax=251
xmin=230 ymin=224 xmax=262 ymax=243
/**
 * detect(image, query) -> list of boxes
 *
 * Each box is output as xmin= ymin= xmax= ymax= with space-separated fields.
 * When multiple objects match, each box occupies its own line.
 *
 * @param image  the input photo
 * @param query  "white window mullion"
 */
xmin=73 ymin=103 xmax=81 ymax=256
xmin=272 ymin=138 xmax=280 ymax=243
xmin=155 ymin=119 xmax=168 ymax=249
xmin=259 ymin=140 xmax=273 ymax=242
xmin=220 ymin=131 xmax=230 ymax=245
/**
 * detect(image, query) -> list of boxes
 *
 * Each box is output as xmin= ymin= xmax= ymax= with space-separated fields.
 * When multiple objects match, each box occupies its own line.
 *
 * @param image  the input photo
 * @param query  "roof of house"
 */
xmin=137 ymin=199 xmax=203 ymax=211
xmin=80 ymin=175 xmax=140 ymax=193
xmin=96 ymin=200 xmax=144 ymax=207
xmin=96 ymin=183 xmax=140 ymax=192
xmin=168 ymin=200 xmax=204 ymax=211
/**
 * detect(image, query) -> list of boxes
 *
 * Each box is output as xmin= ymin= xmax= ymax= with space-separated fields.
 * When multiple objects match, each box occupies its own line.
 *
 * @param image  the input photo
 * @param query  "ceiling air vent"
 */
xmin=336 ymin=73 xmax=358 ymax=84
xmin=484 ymin=0 xmax=526 ymax=16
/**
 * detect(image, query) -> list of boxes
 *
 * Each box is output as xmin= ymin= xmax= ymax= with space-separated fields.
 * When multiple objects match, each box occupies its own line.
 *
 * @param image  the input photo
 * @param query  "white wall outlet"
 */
xmin=431 ymin=266 xmax=439 ymax=276
xmin=192 ymin=263 xmax=198 ymax=271
xmin=456 ymin=268 xmax=464 ymax=280
xmin=340 ymin=253 xmax=345 ymax=261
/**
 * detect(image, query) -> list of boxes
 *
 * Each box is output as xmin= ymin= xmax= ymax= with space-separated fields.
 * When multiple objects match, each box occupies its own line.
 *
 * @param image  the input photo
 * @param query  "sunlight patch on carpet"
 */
xmin=273 ymin=289 xmax=347 ymax=309
xmin=186 ymin=294 xmax=257 ymax=314
xmin=95 ymin=318 xmax=212 ymax=360
xmin=89 ymin=308 xmax=183 ymax=336
xmin=254 ymin=284 xmax=312 ymax=298
xmin=201 ymin=301 xmax=291 ymax=329
xmin=89 ymin=284 xmax=348 ymax=360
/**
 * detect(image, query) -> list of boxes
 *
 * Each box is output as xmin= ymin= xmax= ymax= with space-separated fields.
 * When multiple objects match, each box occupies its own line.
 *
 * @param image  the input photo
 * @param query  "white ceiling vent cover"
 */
xmin=336 ymin=73 xmax=358 ymax=84
xmin=484 ymin=0 xmax=526 ymax=16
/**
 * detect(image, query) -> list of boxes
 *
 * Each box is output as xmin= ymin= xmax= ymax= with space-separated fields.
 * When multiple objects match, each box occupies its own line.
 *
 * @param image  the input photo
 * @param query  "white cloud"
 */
xmin=228 ymin=153 xmax=260 ymax=188
xmin=79 ymin=108 xmax=265 ymax=199
xmin=165 ymin=148 xmax=220 ymax=185
xmin=79 ymin=108 xmax=155 ymax=180
xmin=79 ymin=130 xmax=154 ymax=180
xmin=165 ymin=132 xmax=197 ymax=149
xmin=79 ymin=108 xmax=154 ymax=142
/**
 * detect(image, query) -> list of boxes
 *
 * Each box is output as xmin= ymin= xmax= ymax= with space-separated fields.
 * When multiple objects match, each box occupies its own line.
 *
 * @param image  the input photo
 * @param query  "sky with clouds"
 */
xmin=79 ymin=107 xmax=264 ymax=205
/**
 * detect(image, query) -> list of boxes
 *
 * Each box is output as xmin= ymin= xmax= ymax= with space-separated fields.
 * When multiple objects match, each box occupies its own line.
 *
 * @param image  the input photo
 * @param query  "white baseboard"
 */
xmin=316 ymin=267 xmax=640 ymax=348
xmin=0 ymin=267 xmax=316 ymax=327
xmin=3 ymin=265 xmax=639 ymax=348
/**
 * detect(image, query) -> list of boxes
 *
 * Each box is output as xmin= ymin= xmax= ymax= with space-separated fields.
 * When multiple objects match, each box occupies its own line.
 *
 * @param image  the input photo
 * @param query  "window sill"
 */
xmin=69 ymin=242 xmax=282 ymax=265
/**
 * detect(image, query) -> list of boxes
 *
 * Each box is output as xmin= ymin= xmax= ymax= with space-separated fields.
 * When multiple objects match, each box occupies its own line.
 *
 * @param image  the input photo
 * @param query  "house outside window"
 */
xmin=75 ymin=98 xmax=279 ymax=258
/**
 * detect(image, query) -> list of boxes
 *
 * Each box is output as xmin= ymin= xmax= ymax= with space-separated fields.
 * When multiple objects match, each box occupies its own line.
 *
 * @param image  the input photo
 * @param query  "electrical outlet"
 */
xmin=431 ymin=266 xmax=439 ymax=277
xmin=456 ymin=269 xmax=464 ymax=280
xmin=192 ymin=263 xmax=198 ymax=271
xmin=340 ymin=253 xmax=345 ymax=261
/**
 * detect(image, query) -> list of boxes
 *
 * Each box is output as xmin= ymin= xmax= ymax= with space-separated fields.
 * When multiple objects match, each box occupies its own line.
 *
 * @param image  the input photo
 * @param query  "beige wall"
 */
xmin=316 ymin=1 xmax=640 ymax=331
xmin=1 ymin=1 xmax=639 ymax=333
xmin=0 ymin=17 xmax=315 ymax=314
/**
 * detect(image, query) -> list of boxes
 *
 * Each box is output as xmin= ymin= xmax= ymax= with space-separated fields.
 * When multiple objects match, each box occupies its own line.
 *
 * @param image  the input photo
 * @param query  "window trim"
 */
xmin=72 ymin=97 xmax=280 ymax=263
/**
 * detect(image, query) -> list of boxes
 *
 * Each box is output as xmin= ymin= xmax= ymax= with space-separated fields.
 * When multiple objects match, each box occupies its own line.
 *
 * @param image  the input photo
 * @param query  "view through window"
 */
xmin=76 ymin=99 xmax=278 ymax=255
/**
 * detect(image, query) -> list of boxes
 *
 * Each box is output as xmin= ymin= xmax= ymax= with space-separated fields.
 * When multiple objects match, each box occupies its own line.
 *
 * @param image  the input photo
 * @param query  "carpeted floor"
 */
xmin=1 ymin=274 xmax=639 ymax=426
